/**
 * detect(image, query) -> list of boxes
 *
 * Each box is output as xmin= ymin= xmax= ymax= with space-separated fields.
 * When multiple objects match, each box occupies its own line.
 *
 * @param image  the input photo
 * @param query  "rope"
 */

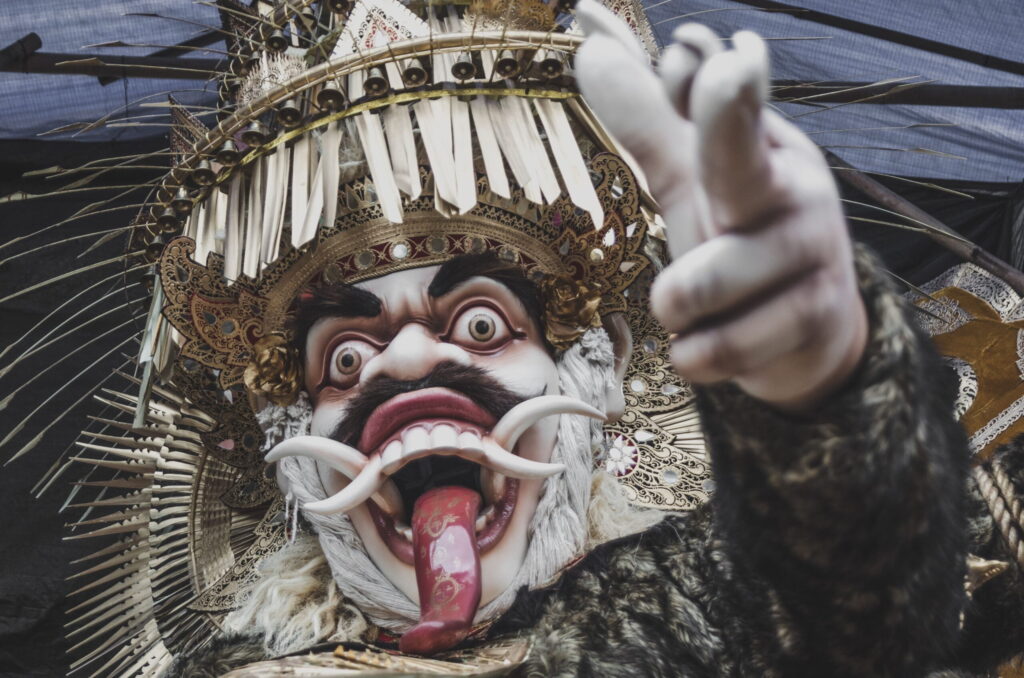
xmin=973 ymin=462 xmax=1024 ymax=569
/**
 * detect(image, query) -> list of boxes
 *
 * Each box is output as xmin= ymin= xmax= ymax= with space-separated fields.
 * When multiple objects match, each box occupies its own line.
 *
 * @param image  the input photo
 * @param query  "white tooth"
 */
xmin=265 ymin=435 xmax=366 ymax=479
xmin=482 ymin=440 xmax=565 ymax=479
xmin=491 ymin=395 xmax=605 ymax=450
xmin=458 ymin=432 xmax=485 ymax=464
xmin=430 ymin=424 xmax=458 ymax=450
xmin=402 ymin=426 xmax=431 ymax=454
xmin=481 ymin=467 xmax=507 ymax=504
xmin=380 ymin=440 xmax=404 ymax=475
xmin=395 ymin=522 xmax=413 ymax=542
xmin=460 ymin=432 xmax=483 ymax=454
xmin=475 ymin=505 xmax=497 ymax=532
xmin=303 ymin=455 xmax=384 ymax=515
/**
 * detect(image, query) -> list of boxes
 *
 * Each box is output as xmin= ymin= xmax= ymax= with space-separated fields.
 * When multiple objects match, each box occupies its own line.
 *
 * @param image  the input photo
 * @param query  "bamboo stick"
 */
xmin=827 ymin=151 xmax=1024 ymax=296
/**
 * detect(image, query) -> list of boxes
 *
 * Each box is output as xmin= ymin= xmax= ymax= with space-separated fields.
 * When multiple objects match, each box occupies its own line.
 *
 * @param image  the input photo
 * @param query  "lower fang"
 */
xmin=397 ymin=524 xmax=413 ymax=541
xmin=474 ymin=505 xmax=496 ymax=532
xmin=481 ymin=467 xmax=507 ymax=504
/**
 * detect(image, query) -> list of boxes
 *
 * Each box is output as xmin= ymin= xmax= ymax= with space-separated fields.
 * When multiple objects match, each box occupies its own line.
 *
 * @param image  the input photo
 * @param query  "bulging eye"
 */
xmin=327 ymin=339 xmax=377 ymax=387
xmin=468 ymin=314 xmax=495 ymax=341
xmin=450 ymin=306 xmax=511 ymax=349
xmin=335 ymin=347 xmax=361 ymax=374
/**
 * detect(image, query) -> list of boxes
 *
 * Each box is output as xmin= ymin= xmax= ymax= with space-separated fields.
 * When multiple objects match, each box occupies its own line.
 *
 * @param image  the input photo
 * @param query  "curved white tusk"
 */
xmin=265 ymin=436 xmax=366 ymax=479
xmin=266 ymin=437 xmax=403 ymax=517
xmin=491 ymin=395 xmax=605 ymax=450
xmin=481 ymin=440 xmax=566 ymax=479
xmin=370 ymin=479 xmax=404 ymax=517
xmin=303 ymin=455 xmax=385 ymax=515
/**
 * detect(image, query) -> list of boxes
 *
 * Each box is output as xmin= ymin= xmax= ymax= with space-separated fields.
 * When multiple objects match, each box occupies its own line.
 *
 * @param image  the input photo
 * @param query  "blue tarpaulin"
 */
xmin=1 ymin=1 xmax=1022 ymax=181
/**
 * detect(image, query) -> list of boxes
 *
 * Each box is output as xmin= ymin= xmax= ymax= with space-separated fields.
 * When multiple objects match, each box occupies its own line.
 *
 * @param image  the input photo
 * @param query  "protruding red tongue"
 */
xmin=399 ymin=486 xmax=482 ymax=656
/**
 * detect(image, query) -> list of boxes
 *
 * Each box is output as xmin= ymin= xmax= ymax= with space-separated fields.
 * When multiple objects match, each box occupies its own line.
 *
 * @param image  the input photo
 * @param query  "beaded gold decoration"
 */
xmin=159 ymin=153 xmax=650 ymax=395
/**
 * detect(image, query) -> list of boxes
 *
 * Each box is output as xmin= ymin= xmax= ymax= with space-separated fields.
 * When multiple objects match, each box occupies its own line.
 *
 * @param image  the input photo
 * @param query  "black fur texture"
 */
xmin=164 ymin=632 xmax=265 ymax=677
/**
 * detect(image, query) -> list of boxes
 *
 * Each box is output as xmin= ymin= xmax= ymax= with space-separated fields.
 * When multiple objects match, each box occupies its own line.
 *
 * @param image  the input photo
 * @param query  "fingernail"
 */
xmin=671 ymin=23 xmax=723 ymax=60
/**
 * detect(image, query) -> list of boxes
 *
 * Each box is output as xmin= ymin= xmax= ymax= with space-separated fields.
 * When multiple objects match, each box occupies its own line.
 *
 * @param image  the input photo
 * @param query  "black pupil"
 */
xmin=341 ymin=352 xmax=355 ymax=367
xmin=474 ymin=319 xmax=490 ymax=336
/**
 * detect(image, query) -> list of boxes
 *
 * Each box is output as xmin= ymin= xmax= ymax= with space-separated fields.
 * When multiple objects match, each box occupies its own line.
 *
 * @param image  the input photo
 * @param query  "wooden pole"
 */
xmin=0 ymin=52 xmax=220 ymax=80
xmin=826 ymin=151 xmax=1024 ymax=296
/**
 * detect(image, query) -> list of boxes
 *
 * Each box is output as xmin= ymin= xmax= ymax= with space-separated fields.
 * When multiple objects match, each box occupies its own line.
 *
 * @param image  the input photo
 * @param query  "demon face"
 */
xmin=267 ymin=253 xmax=620 ymax=653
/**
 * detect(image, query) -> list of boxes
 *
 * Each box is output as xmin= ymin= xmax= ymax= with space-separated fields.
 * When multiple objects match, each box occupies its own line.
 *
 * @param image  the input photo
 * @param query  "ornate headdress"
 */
xmin=0 ymin=2 xmax=708 ymax=676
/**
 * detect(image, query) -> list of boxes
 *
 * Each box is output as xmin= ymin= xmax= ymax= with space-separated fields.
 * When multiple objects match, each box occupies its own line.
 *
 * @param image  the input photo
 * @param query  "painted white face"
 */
xmin=300 ymin=262 xmax=562 ymax=615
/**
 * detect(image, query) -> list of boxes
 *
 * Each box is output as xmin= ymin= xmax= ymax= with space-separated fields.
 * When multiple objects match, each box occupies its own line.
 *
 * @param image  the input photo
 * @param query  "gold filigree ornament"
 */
xmin=541 ymin=276 xmax=603 ymax=351
xmin=220 ymin=638 xmax=530 ymax=677
xmin=159 ymin=153 xmax=650 ymax=378
xmin=467 ymin=0 xmax=556 ymax=32
xmin=243 ymin=334 xmax=302 ymax=406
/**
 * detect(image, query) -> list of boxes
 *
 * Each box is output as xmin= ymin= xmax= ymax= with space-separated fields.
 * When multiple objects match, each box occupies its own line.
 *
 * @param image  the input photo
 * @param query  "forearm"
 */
xmin=697 ymin=244 xmax=970 ymax=676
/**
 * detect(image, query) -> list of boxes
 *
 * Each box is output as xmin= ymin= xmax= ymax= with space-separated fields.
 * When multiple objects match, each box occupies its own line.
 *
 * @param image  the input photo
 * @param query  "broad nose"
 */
xmin=359 ymin=323 xmax=470 ymax=384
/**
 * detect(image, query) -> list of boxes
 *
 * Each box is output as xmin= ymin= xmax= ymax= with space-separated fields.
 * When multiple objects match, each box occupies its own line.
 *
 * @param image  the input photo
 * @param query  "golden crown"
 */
xmin=140 ymin=0 xmax=664 ymax=410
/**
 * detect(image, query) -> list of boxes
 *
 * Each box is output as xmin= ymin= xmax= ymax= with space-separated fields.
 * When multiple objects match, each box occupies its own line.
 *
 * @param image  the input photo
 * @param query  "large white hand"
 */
xmin=576 ymin=0 xmax=867 ymax=411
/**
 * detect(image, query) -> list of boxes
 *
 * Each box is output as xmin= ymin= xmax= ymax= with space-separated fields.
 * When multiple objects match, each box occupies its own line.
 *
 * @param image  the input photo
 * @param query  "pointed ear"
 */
xmin=602 ymin=312 xmax=633 ymax=422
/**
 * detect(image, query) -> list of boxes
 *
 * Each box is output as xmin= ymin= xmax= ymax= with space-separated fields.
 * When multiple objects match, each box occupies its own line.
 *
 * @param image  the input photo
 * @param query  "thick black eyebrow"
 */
xmin=290 ymin=283 xmax=382 ymax=350
xmin=427 ymin=252 xmax=543 ymax=324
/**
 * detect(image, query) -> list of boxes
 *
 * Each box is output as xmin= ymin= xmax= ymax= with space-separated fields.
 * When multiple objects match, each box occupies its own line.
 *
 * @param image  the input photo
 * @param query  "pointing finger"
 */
xmin=576 ymin=3 xmax=707 ymax=254
xmin=659 ymin=23 xmax=722 ymax=119
xmin=691 ymin=31 xmax=774 ymax=231
xmin=575 ymin=0 xmax=649 ymax=61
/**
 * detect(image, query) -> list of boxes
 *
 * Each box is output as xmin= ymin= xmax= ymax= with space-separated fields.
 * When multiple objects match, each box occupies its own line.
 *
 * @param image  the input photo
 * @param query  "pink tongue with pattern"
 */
xmin=398 ymin=486 xmax=482 ymax=656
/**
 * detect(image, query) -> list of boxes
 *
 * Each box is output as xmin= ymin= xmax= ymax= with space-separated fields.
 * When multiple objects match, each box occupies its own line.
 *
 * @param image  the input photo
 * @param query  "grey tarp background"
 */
xmin=0 ymin=1 xmax=1022 ymax=676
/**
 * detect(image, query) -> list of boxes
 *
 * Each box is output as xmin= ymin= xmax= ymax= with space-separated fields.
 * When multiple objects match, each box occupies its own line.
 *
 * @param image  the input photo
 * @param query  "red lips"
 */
xmin=357 ymin=387 xmax=497 ymax=453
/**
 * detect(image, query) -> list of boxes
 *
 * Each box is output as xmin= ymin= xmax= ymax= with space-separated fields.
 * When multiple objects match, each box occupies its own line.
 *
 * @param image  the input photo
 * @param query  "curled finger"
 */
xmin=659 ymin=23 xmax=721 ymax=119
xmin=667 ymin=268 xmax=837 ymax=385
xmin=691 ymin=31 xmax=774 ymax=231
xmin=650 ymin=216 xmax=826 ymax=335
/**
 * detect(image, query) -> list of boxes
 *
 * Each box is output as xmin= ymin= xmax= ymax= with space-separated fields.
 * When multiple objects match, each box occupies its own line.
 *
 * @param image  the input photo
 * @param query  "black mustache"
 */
xmin=331 ymin=362 xmax=525 ymax=447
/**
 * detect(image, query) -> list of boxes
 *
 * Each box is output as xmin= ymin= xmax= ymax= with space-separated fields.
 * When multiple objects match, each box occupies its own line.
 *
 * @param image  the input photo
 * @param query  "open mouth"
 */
xmin=368 ymin=452 xmax=520 ymax=565
xmin=356 ymin=388 xmax=522 ymax=564
xmin=265 ymin=387 xmax=604 ymax=655
xmin=266 ymin=388 xmax=603 ymax=519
